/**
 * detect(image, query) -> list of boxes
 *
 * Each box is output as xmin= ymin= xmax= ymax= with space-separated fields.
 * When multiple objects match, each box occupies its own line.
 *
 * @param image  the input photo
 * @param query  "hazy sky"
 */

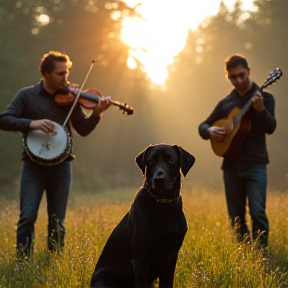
xmin=120 ymin=0 xmax=257 ymax=85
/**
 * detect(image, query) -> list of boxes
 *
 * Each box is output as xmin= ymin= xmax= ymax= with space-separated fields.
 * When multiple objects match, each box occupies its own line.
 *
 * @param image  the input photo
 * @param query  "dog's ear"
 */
xmin=135 ymin=145 xmax=154 ymax=175
xmin=174 ymin=145 xmax=195 ymax=177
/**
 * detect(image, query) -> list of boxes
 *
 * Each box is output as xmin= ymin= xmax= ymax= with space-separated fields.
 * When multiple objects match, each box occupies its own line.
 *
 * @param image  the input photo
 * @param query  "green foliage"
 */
xmin=1 ymin=0 xmax=288 ymax=196
xmin=0 ymin=0 xmax=154 ymax=194
xmin=0 ymin=188 xmax=288 ymax=287
xmin=163 ymin=0 xmax=288 ymax=190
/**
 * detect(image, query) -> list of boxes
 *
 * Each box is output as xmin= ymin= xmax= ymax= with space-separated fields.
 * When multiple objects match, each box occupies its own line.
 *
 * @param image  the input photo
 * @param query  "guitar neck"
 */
xmin=233 ymin=83 xmax=265 ymax=124
xmin=239 ymin=98 xmax=253 ymax=118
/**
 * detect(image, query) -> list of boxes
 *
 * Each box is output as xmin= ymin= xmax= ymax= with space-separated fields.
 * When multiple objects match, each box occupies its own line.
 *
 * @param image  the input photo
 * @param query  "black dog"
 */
xmin=90 ymin=144 xmax=195 ymax=288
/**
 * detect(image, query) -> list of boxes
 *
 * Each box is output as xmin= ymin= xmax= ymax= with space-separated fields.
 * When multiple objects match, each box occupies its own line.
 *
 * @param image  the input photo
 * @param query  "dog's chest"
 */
xmin=129 ymin=192 xmax=188 ymax=236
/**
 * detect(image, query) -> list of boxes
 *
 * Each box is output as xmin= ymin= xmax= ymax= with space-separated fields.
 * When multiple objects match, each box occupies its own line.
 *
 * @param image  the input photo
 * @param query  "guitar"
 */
xmin=210 ymin=68 xmax=282 ymax=160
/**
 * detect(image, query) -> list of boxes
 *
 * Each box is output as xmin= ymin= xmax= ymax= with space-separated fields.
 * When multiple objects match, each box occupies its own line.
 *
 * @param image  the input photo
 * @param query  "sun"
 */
xmin=121 ymin=0 xmax=257 ymax=87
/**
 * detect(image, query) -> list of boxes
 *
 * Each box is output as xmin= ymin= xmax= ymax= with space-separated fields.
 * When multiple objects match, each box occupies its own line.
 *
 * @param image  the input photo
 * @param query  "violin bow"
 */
xmin=62 ymin=60 xmax=95 ymax=127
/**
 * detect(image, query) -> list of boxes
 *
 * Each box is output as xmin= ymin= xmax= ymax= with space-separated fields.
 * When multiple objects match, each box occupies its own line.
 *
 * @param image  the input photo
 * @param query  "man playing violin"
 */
xmin=0 ymin=51 xmax=111 ymax=259
xmin=198 ymin=54 xmax=277 ymax=253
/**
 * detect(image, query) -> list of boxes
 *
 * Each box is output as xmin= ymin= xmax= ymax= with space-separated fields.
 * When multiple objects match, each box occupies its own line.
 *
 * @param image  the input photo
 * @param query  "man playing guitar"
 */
xmin=198 ymin=54 xmax=277 ymax=253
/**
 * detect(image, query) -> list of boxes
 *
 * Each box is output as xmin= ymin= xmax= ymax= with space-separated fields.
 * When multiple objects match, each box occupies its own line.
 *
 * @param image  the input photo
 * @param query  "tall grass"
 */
xmin=0 ymin=187 xmax=288 ymax=288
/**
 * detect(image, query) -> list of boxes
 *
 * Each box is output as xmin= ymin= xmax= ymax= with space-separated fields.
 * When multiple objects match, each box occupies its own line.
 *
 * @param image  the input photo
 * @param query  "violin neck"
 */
xmin=80 ymin=92 xmax=100 ymax=103
xmin=80 ymin=91 xmax=116 ymax=107
xmin=80 ymin=91 xmax=133 ymax=115
xmin=80 ymin=91 xmax=116 ymax=106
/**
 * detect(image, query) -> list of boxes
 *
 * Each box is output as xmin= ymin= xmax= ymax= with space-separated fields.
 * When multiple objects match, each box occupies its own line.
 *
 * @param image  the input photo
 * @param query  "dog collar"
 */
xmin=143 ymin=183 xmax=181 ymax=204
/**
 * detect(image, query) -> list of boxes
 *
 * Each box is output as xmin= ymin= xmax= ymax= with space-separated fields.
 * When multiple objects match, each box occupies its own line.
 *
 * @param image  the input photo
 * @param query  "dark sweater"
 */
xmin=0 ymin=80 xmax=101 ymax=160
xmin=198 ymin=82 xmax=276 ymax=170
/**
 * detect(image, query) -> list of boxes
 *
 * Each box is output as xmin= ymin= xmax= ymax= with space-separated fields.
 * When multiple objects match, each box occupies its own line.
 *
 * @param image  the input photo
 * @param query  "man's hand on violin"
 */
xmin=252 ymin=91 xmax=264 ymax=112
xmin=30 ymin=119 xmax=58 ymax=135
xmin=94 ymin=96 xmax=112 ymax=115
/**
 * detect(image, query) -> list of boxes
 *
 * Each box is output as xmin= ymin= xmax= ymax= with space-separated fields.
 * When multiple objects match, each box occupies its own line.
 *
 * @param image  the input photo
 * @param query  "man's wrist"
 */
xmin=257 ymin=107 xmax=266 ymax=115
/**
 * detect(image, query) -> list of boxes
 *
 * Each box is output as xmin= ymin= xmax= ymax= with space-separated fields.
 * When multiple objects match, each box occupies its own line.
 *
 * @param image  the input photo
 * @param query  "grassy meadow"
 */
xmin=0 ymin=186 xmax=288 ymax=288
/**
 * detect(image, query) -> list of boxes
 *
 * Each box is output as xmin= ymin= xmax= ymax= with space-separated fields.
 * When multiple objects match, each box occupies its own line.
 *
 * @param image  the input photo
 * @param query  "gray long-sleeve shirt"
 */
xmin=0 ymin=80 xmax=101 ymax=160
xmin=198 ymin=82 xmax=277 ymax=169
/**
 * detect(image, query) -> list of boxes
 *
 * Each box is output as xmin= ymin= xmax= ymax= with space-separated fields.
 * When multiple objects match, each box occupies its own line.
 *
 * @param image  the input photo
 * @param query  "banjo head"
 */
xmin=25 ymin=122 xmax=72 ymax=165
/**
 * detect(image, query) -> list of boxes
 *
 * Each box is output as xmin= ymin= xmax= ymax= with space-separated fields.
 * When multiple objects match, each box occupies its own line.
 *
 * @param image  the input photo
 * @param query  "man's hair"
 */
xmin=224 ymin=54 xmax=249 ymax=72
xmin=40 ymin=51 xmax=72 ymax=75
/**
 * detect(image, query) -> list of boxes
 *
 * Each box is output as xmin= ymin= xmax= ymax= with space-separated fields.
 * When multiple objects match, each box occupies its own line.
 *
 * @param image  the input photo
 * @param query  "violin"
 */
xmin=54 ymin=84 xmax=134 ymax=115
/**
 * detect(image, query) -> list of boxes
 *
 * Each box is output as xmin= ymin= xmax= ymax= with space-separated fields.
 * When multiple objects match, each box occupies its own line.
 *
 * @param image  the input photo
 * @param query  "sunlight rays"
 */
xmin=121 ymin=0 xmax=257 ymax=86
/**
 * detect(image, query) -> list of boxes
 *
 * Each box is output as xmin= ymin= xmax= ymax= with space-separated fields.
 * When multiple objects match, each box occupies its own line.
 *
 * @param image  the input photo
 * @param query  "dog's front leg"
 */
xmin=132 ymin=257 xmax=152 ymax=288
xmin=158 ymin=254 xmax=178 ymax=288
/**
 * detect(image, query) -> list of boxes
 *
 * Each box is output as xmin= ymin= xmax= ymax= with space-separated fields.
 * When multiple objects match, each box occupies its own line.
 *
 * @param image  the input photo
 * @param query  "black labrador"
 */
xmin=90 ymin=144 xmax=195 ymax=288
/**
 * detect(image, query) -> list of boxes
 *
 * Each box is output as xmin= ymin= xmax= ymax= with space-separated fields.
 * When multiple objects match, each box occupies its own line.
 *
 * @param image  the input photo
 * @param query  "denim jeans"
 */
xmin=223 ymin=163 xmax=268 ymax=247
xmin=16 ymin=158 xmax=71 ymax=257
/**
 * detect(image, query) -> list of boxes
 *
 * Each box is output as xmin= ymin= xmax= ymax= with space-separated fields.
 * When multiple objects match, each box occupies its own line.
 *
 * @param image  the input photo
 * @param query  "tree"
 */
xmin=163 ymin=0 xmax=288 ymax=190
xmin=0 ymin=0 xmax=155 ymax=194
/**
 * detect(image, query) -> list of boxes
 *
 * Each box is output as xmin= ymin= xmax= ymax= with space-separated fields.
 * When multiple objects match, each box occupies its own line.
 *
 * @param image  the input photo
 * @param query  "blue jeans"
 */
xmin=223 ymin=164 xmax=268 ymax=247
xmin=16 ymin=159 xmax=71 ymax=257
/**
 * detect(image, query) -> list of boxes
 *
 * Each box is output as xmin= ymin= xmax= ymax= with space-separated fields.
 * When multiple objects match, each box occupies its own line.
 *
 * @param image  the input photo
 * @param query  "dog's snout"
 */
xmin=153 ymin=170 xmax=166 ymax=182
xmin=152 ymin=168 xmax=168 ymax=190
xmin=155 ymin=170 xmax=164 ymax=177
xmin=153 ymin=175 xmax=165 ymax=182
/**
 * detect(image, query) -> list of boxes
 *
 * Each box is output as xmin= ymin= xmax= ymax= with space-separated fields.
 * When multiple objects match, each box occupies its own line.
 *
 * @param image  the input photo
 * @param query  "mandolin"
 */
xmin=210 ymin=68 xmax=282 ymax=160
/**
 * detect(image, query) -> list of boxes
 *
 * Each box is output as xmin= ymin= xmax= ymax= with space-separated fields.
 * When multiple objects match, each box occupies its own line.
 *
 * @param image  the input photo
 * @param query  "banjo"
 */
xmin=24 ymin=61 xmax=134 ymax=166
xmin=24 ymin=122 xmax=72 ymax=166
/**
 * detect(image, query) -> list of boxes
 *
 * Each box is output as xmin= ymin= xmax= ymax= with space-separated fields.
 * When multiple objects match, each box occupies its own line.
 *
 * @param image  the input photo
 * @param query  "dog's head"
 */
xmin=135 ymin=144 xmax=195 ymax=196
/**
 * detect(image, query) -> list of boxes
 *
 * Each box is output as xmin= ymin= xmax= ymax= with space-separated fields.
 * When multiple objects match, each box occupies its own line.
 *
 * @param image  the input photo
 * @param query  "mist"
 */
xmin=0 ymin=0 xmax=287 ymax=196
